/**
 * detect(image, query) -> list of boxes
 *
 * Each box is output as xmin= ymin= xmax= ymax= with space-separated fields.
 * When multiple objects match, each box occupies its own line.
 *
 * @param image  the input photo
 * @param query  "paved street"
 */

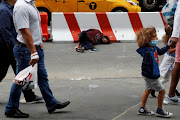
xmin=1 ymin=42 xmax=180 ymax=120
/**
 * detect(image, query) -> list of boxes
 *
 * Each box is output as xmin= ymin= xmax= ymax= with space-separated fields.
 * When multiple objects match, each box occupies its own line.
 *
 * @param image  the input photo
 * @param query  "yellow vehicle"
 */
xmin=36 ymin=0 xmax=141 ymax=24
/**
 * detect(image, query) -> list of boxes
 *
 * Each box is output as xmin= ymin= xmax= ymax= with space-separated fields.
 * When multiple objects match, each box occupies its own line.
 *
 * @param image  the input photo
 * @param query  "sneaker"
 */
xmin=176 ymin=89 xmax=180 ymax=97
xmin=151 ymin=90 xmax=157 ymax=98
xmin=138 ymin=107 xmax=154 ymax=115
xmin=156 ymin=108 xmax=173 ymax=118
xmin=20 ymin=95 xmax=44 ymax=104
xmin=89 ymin=47 xmax=99 ymax=53
xmin=163 ymin=95 xmax=180 ymax=105
xmin=91 ymin=47 xmax=99 ymax=52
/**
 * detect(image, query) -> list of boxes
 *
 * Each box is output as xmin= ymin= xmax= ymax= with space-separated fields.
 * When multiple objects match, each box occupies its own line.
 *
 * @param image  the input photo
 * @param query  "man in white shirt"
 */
xmin=5 ymin=0 xmax=70 ymax=118
xmin=0 ymin=0 xmax=43 ymax=105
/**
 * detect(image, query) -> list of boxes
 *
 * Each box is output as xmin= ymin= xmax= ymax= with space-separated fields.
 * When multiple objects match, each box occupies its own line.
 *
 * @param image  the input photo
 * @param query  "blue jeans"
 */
xmin=5 ymin=44 xmax=59 ymax=113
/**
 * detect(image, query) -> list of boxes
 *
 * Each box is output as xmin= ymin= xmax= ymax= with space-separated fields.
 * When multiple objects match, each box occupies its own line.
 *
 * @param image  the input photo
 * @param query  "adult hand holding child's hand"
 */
xmin=169 ymin=37 xmax=179 ymax=47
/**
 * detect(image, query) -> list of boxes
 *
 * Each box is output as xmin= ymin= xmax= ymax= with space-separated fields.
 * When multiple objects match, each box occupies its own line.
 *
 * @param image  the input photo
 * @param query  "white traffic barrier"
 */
xmin=52 ymin=12 xmax=166 ymax=43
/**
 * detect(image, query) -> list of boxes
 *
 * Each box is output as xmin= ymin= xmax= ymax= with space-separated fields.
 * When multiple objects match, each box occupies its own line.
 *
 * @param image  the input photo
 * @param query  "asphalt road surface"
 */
xmin=1 ymin=42 xmax=180 ymax=120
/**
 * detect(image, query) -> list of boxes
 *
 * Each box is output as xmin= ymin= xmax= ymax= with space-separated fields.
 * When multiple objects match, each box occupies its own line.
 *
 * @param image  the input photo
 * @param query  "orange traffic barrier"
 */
xmin=40 ymin=12 xmax=50 ymax=42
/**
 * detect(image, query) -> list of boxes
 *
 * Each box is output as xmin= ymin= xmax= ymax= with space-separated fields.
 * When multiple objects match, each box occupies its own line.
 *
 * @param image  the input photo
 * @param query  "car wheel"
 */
xmin=141 ymin=0 xmax=158 ymax=11
xmin=37 ymin=8 xmax=51 ymax=26
xmin=111 ymin=7 xmax=128 ymax=12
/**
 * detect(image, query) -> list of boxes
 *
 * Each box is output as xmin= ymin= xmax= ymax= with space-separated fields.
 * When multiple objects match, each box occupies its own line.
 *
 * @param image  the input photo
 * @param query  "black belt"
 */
xmin=16 ymin=41 xmax=41 ymax=48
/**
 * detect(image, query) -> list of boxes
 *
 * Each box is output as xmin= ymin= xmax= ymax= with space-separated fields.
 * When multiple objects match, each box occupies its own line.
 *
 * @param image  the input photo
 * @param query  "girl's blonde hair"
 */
xmin=162 ymin=25 xmax=173 ymax=45
xmin=136 ymin=26 xmax=156 ymax=48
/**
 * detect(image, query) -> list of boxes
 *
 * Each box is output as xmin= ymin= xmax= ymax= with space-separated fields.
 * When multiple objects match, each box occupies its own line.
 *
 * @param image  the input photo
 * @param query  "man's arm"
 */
xmin=19 ymin=28 xmax=39 ymax=66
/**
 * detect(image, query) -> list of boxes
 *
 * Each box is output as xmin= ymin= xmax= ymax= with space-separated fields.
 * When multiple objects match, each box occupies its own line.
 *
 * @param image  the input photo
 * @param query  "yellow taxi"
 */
xmin=36 ymin=0 xmax=141 ymax=12
xmin=36 ymin=0 xmax=141 ymax=24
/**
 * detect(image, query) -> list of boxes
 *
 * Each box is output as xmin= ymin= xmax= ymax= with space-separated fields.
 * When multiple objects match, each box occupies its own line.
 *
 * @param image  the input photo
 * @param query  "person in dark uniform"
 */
xmin=0 ymin=0 xmax=43 ymax=103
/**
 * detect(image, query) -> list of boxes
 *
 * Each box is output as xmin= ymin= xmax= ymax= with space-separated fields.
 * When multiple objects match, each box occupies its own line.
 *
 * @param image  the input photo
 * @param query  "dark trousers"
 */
xmin=0 ymin=43 xmax=35 ymax=101
xmin=0 ymin=44 xmax=16 ymax=81
xmin=79 ymin=31 xmax=93 ymax=50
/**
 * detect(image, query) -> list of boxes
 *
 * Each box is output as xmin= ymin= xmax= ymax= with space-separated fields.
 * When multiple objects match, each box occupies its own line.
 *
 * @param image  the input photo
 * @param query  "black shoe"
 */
xmin=5 ymin=109 xmax=29 ymax=118
xmin=151 ymin=90 xmax=157 ymax=98
xmin=26 ymin=95 xmax=44 ymax=104
xmin=48 ymin=101 xmax=70 ymax=113
xmin=176 ymin=89 xmax=180 ymax=97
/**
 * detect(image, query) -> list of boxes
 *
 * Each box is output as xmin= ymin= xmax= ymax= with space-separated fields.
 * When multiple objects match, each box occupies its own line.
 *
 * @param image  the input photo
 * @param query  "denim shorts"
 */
xmin=143 ymin=77 xmax=164 ymax=92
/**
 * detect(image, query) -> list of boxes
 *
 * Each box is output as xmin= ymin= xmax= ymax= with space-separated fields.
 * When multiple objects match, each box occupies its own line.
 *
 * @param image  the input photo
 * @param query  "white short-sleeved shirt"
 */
xmin=172 ymin=0 xmax=180 ymax=38
xmin=13 ymin=0 xmax=42 ymax=45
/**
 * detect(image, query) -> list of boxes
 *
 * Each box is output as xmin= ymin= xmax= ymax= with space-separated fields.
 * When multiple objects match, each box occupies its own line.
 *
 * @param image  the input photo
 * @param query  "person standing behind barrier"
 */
xmin=164 ymin=0 xmax=180 ymax=105
xmin=136 ymin=27 xmax=173 ymax=118
xmin=0 ymin=0 xmax=43 ymax=103
xmin=159 ymin=25 xmax=180 ymax=98
xmin=4 ymin=0 xmax=70 ymax=118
